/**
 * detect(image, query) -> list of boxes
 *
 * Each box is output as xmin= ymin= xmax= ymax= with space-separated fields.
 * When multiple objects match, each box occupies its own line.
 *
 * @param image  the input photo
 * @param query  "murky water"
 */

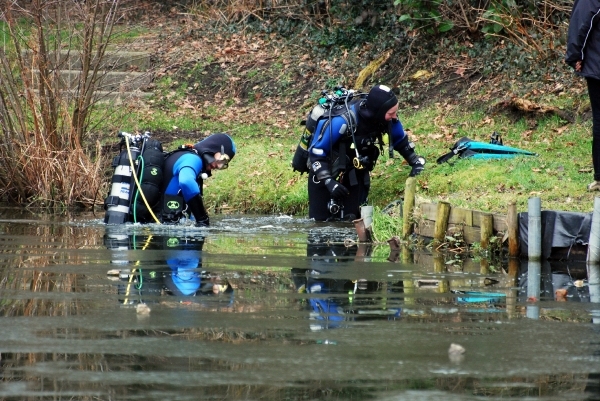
xmin=0 ymin=209 xmax=599 ymax=400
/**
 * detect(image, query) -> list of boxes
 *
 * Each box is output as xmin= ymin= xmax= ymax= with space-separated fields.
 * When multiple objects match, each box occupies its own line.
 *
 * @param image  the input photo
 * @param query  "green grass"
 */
xmin=370 ymin=205 xmax=403 ymax=243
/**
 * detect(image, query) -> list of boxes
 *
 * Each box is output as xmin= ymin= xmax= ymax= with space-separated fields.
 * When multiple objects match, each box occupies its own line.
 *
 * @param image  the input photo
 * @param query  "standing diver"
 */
xmin=162 ymin=133 xmax=236 ymax=226
xmin=306 ymin=84 xmax=425 ymax=221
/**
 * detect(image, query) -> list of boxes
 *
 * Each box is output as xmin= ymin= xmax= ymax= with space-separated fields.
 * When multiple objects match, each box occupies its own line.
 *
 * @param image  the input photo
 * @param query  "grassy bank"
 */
xmin=91 ymin=6 xmax=596 ymax=222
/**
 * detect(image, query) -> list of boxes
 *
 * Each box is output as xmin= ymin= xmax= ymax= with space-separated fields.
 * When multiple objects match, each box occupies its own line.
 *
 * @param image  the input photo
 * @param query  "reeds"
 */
xmin=0 ymin=140 xmax=105 ymax=207
xmin=0 ymin=0 xmax=124 ymax=208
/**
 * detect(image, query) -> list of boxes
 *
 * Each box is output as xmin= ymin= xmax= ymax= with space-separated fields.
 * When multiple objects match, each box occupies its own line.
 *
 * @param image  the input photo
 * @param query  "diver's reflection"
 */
xmin=104 ymin=232 xmax=232 ymax=306
xmin=293 ymin=231 xmax=403 ymax=330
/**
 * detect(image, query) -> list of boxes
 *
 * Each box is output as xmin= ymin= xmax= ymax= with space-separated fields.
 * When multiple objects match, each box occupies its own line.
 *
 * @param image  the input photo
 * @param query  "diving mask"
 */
xmin=202 ymin=149 xmax=230 ymax=170
xmin=215 ymin=153 xmax=230 ymax=170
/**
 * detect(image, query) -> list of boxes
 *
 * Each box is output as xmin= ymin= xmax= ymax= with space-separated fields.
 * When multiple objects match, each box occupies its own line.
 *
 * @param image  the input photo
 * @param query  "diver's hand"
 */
xmin=409 ymin=160 xmax=425 ymax=177
xmin=195 ymin=215 xmax=210 ymax=227
xmin=325 ymin=178 xmax=349 ymax=199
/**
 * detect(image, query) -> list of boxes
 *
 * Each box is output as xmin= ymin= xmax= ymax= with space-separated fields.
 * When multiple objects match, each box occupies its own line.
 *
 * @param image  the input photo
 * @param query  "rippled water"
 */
xmin=0 ymin=209 xmax=599 ymax=400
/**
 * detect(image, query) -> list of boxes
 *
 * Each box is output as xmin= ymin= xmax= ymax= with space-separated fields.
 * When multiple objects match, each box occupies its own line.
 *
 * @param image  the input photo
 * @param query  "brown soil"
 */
xmin=116 ymin=6 xmax=587 ymax=146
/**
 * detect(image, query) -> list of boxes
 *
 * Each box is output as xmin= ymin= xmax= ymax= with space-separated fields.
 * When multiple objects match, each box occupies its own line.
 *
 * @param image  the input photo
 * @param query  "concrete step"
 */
xmin=86 ymin=90 xmax=153 ymax=103
xmin=27 ymin=48 xmax=153 ymax=101
xmin=32 ymin=89 xmax=153 ymax=103
xmin=33 ymin=69 xmax=152 ymax=92
xmin=24 ymin=50 xmax=152 ymax=72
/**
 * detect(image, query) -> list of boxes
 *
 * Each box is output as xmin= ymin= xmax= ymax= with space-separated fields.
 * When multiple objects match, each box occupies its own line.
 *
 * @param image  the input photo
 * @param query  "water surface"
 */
xmin=0 ymin=210 xmax=598 ymax=400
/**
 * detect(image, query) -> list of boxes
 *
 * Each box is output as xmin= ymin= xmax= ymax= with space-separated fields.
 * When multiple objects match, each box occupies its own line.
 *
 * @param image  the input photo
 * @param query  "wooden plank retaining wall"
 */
xmin=401 ymin=177 xmax=520 ymax=256
xmin=414 ymin=202 xmax=507 ymax=245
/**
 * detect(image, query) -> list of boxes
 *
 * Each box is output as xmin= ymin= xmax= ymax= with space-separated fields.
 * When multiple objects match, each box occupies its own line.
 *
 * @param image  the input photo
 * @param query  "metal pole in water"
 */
xmin=526 ymin=260 xmax=541 ymax=320
xmin=528 ymin=197 xmax=541 ymax=261
xmin=587 ymin=198 xmax=600 ymax=323
xmin=588 ymin=264 xmax=600 ymax=324
xmin=361 ymin=205 xmax=373 ymax=229
xmin=588 ymin=197 xmax=600 ymax=264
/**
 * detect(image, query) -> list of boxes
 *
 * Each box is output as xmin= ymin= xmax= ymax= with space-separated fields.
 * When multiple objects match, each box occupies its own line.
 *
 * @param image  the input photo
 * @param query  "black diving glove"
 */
xmin=410 ymin=160 xmax=425 ymax=177
xmin=186 ymin=194 xmax=210 ymax=227
xmin=195 ymin=215 xmax=210 ymax=227
xmin=395 ymin=136 xmax=425 ymax=177
xmin=325 ymin=178 xmax=349 ymax=199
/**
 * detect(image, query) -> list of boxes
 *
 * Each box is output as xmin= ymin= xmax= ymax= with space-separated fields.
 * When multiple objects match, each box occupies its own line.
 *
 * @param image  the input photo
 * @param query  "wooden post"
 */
xmin=387 ymin=237 xmax=400 ymax=262
xmin=506 ymin=258 xmax=520 ymax=319
xmin=433 ymin=201 xmax=451 ymax=243
xmin=401 ymin=244 xmax=413 ymax=265
xmin=507 ymin=201 xmax=519 ymax=258
xmin=479 ymin=258 xmax=489 ymax=274
xmin=508 ymin=257 xmax=519 ymax=277
xmin=480 ymin=213 xmax=493 ymax=249
xmin=403 ymin=244 xmax=415 ymax=305
xmin=402 ymin=177 xmax=416 ymax=240
xmin=434 ymin=253 xmax=449 ymax=294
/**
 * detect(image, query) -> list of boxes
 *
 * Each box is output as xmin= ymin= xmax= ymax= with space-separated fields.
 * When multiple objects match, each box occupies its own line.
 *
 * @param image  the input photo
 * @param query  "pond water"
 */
xmin=0 ymin=209 xmax=599 ymax=401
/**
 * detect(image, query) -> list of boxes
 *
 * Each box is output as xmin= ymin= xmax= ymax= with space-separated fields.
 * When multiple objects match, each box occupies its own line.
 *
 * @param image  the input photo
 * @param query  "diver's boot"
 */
xmin=588 ymin=181 xmax=600 ymax=191
xmin=186 ymin=194 xmax=210 ymax=226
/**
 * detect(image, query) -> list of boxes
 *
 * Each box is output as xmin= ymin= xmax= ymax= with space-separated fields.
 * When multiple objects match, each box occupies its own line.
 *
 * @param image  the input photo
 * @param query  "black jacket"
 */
xmin=566 ymin=0 xmax=600 ymax=80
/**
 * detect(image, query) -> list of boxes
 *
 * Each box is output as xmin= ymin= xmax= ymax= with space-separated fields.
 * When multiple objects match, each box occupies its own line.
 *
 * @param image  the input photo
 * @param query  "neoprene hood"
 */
xmin=361 ymin=84 xmax=398 ymax=122
xmin=193 ymin=133 xmax=236 ymax=164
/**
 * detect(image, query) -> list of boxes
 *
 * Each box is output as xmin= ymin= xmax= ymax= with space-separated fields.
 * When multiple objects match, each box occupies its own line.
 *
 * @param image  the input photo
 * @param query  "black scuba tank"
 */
xmin=131 ymin=138 xmax=164 ymax=223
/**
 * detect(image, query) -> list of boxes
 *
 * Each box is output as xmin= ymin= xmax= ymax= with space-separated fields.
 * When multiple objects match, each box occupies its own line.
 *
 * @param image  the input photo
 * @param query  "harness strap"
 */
xmin=105 ymin=195 xmax=129 ymax=207
xmin=338 ymin=140 xmax=347 ymax=173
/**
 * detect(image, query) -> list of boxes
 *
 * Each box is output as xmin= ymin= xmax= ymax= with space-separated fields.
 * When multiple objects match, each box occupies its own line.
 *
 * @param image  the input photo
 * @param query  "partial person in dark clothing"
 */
xmin=306 ymin=84 xmax=424 ymax=221
xmin=162 ymin=133 xmax=236 ymax=226
xmin=565 ymin=0 xmax=600 ymax=191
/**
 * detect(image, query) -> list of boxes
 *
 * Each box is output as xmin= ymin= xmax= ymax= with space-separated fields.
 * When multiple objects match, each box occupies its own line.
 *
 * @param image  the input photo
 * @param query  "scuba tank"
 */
xmin=104 ymin=131 xmax=166 ymax=225
xmin=104 ymin=132 xmax=143 ymax=225
xmin=292 ymin=88 xmax=363 ymax=174
xmin=291 ymin=97 xmax=329 ymax=174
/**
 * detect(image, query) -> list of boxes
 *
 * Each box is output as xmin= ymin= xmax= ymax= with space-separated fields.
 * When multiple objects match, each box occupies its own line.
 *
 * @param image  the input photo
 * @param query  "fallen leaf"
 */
xmin=411 ymin=70 xmax=433 ymax=80
xmin=555 ymin=289 xmax=567 ymax=301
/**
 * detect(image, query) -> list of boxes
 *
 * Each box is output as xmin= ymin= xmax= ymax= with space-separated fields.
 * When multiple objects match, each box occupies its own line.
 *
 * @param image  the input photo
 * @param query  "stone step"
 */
xmin=24 ymin=50 xmax=152 ymax=72
xmin=87 ymin=90 xmax=153 ymax=103
xmin=33 ymin=69 xmax=152 ymax=92
xmin=32 ymin=89 xmax=153 ymax=103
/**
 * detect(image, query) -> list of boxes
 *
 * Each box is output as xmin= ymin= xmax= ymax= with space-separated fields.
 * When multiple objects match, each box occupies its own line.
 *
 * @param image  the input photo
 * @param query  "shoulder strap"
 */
xmin=164 ymin=145 xmax=196 ymax=159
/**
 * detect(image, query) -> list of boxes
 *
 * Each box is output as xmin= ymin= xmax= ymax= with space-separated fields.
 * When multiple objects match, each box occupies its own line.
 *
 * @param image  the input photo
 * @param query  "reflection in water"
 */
xmin=104 ymin=230 xmax=233 ymax=308
xmin=589 ymin=264 xmax=600 ymax=324
xmin=526 ymin=260 xmax=541 ymax=319
xmin=292 ymin=231 xmax=402 ymax=331
xmin=518 ymin=259 xmax=595 ymax=320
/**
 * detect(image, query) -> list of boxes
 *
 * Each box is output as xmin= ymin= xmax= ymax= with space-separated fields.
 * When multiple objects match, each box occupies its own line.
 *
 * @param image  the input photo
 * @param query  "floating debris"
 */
xmin=136 ymin=303 xmax=151 ymax=315
xmin=448 ymin=343 xmax=465 ymax=355
xmin=448 ymin=343 xmax=466 ymax=363
xmin=316 ymin=340 xmax=337 ymax=345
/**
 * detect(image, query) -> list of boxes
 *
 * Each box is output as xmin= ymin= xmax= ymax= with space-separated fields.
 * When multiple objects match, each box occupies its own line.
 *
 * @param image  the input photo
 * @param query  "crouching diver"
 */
xmin=162 ymin=133 xmax=236 ymax=226
xmin=307 ymin=84 xmax=425 ymax=221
